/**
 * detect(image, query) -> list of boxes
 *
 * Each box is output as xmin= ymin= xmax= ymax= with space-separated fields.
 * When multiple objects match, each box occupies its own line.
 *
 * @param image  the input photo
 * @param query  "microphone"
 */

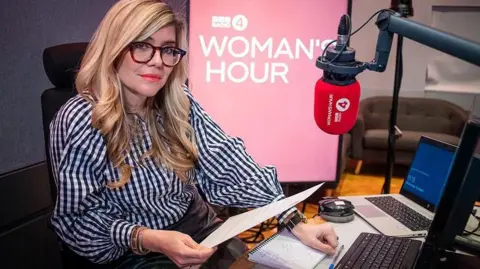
xmin=314 ymin=15 xmax=362 ymax=135
xmin=314 ymin=79 xmax=360 ymax=135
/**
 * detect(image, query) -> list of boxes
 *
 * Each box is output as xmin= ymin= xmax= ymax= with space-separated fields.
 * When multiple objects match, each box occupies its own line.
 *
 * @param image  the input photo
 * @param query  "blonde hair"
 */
xmin=76 ymin=0 xmax=198 ymax=188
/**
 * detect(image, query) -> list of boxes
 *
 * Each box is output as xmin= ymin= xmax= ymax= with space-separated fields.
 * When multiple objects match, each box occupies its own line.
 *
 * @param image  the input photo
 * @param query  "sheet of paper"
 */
xmin=200 ymin=183 xmax=324 ymax=248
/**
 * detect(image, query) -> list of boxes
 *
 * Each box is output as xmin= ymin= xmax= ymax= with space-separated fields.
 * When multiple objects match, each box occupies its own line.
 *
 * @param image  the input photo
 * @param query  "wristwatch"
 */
xmin=284 ymin=211 xmax=308 ymax=232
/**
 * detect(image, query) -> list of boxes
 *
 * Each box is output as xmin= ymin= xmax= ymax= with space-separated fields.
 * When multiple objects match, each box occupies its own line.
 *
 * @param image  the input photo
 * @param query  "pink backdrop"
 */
xmin=188 ymin=0 xmax=348 ymax=182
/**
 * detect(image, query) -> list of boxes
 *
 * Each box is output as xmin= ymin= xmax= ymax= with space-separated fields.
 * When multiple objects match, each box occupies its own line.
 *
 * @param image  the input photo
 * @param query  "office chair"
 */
xmin=41 ymin=42 xmax=87 ymax=206
xmin=41 ymin=42 xmax=115 ymax=269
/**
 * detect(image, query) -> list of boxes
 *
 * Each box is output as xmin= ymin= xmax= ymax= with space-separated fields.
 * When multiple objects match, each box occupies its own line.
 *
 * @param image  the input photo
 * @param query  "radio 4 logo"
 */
xmin=211 ymin=15 xmax=248 ymax=31
xmin=336 ymin=98 xmax=350 ymax=112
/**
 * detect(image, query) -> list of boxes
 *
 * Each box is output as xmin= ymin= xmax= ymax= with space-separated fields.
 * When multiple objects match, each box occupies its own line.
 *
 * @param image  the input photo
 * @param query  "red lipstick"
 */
xmin=140 ymin=74 xmax=162 ymax=82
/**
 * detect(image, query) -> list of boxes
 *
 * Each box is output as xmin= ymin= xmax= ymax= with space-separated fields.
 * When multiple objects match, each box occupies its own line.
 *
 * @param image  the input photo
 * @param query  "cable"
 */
xmin=239 ymin=217 xmax=278 ymax=244
xmin=320 ymin=9 xmax=396 ymax=65
xmin=321 ymin=13 xmax=352 ymax=64
xmin=351 ymin=9 xmax=396 ymax=36
xmin=221 ymin=208 xmax=274 ymax=244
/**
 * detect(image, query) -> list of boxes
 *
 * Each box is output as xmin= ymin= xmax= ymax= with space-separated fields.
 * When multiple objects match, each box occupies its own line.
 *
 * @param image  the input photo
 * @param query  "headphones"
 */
xmin=318 ymin=197 xmax=355 ymax=223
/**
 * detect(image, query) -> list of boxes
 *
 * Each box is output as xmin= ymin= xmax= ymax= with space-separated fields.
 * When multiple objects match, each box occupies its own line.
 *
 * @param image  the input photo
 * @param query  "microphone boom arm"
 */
xmin=367 ymin=11 xmax=480 ymax=73
xmin=315 ymin=11 xmax=480 ymax=78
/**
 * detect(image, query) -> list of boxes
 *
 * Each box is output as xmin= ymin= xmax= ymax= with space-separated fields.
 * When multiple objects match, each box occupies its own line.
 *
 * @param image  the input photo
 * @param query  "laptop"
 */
xmin=340 ymin=136 xmax=456 ymax=237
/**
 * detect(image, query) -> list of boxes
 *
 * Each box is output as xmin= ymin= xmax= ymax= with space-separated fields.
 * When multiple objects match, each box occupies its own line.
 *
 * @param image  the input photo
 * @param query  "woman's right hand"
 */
xmin=141 ymin=229 xmax=217 ymax=268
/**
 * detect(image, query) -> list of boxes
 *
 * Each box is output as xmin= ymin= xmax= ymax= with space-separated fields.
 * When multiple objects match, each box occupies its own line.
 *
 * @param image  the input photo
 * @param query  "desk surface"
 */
xmin=230 ymin=206 xmax=480 ymax=269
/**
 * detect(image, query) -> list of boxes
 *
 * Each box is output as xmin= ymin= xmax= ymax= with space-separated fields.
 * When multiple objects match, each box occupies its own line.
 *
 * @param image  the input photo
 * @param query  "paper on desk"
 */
xmin=200 ymin=183 xmax=324 ymax=248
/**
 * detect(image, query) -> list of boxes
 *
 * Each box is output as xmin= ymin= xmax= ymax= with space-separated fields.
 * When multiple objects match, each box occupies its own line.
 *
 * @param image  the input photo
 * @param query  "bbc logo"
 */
xmin=211 ymin=16 xmax=231 ymax=28
xmin=211 ymin=15 xmax=248 ymax=31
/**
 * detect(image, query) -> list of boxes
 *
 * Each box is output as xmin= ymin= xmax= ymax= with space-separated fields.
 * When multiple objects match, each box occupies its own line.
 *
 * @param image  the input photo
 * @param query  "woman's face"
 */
xmin=118 ymin=25 xmax=177 ymax=106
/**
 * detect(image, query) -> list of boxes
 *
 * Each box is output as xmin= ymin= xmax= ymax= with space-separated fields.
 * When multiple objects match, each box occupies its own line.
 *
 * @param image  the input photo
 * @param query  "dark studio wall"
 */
xmin=0 ymin=0 xmax=188 ymax=175
xmin=0 ymin=1 xmax=118 ymax=267
xmin=0 ymin=0 xmax=118 ymax=175
xmin=0 ymin=0 xmax=187 ymax=267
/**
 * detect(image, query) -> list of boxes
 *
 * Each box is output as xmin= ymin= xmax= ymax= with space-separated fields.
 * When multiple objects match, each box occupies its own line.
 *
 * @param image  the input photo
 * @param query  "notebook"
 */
xmin=247 ymin=228 xmax=327 ymax=269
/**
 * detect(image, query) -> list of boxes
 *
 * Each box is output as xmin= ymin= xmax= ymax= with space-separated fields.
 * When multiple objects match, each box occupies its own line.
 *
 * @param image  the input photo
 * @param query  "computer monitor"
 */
xmin=476 ymin=142 xmax=480 ymax=202
xmin=455 ymin=153 xmax=480 ymax=237
xmin=400 ymin=137 xmax=456 ymax=212
xmin=414 ymin=118 xmax=480 ymax=269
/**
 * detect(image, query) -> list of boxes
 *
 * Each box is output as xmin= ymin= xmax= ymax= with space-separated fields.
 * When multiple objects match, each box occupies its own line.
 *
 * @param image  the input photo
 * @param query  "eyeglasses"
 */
xmin=128 ymin=42 xmax=186 ymax=67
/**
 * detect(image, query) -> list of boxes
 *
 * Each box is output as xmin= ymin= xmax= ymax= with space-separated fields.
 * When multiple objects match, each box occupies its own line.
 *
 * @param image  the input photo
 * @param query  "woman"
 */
xmin=49 ymin=0 xmax=338 ymax=268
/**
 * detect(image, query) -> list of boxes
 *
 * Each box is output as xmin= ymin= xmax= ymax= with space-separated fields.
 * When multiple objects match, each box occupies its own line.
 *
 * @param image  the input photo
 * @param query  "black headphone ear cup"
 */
xmin=320 ymin=213 xmax=355 ymax=223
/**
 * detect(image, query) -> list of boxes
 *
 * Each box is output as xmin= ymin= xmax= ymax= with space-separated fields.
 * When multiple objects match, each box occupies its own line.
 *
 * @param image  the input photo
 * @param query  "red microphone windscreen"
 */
xmin=314 ymin=79 xmax=361 ymax=135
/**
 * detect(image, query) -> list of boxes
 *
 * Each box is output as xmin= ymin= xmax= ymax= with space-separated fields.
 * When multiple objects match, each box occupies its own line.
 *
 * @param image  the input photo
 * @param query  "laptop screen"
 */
xmin=400 ymin=137 xmax=456 ymax=211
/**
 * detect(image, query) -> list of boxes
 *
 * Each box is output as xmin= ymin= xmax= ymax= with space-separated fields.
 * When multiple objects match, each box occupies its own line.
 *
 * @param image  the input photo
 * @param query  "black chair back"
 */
xmin=41 ymin=42 xmax=89 ymax=206
xmin=41 ymin=42 xmax=122 ymax=269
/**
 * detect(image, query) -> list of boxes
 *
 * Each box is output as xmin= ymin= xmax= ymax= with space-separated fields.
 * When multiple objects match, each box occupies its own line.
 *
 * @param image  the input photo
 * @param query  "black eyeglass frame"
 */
xmin=128 ymin=42 xmax=187 ymax=67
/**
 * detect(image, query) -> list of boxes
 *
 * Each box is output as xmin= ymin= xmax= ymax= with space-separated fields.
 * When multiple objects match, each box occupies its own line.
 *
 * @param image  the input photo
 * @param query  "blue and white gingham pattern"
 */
xmin=49 ymin=87 xmax=297 ymax=264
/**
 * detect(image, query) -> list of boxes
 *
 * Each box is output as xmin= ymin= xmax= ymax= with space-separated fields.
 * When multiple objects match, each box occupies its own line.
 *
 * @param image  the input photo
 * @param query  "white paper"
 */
xmin=248 ymin=228 xmax=326 ymax=269
xmin=200 ymin=183 xmax=324 ymax=248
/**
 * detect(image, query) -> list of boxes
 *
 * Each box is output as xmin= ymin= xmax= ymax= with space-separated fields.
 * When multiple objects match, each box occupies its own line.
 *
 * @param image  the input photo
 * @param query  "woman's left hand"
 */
xmin=291 ymin=222 xmax=338 ymax=255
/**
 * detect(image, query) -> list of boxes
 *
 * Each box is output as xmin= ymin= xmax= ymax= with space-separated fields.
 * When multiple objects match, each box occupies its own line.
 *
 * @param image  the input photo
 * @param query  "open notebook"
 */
xmin=248 ymin=228 xmax=327 ymax=269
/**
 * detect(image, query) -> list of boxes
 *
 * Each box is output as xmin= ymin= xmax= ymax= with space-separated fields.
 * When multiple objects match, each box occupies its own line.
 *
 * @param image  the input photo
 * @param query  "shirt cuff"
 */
xmin=111 ymin=219 xmax=137 ymax=249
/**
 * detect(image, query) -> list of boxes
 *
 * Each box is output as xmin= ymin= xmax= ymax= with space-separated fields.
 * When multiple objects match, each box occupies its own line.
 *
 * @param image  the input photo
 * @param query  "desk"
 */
xmin=230 ymin=210 xmax=480 ymax=269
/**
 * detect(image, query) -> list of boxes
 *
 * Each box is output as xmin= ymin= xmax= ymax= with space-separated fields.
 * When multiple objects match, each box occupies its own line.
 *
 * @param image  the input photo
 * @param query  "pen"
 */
xmin=328 ymin=244 xmax=344 ymax=269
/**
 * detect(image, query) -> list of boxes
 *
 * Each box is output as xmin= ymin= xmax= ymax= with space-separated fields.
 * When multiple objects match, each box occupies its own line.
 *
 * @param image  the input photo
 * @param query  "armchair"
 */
xmin=350 ymin=96 xmax=469 ymax=174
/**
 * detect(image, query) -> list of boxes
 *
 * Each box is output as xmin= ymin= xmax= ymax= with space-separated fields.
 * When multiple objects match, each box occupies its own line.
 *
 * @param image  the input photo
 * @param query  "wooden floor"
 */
xmin=238 ymin=170 xmax=404 ymax=249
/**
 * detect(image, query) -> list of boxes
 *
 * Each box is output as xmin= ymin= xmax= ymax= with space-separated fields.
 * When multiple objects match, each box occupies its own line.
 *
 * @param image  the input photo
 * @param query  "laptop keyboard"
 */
xmin=335 ymin=232 xmax=422 ymax=269
xmin=365 ymin=196 xmax=431 ymax=231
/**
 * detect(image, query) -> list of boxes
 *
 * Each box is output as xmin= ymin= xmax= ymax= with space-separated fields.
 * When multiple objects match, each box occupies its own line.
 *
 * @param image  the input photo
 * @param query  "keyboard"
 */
xmin=365 ymin=196 xmax=432 ymax=231
xmin=335 ymin=232 xmax=422 ymax=269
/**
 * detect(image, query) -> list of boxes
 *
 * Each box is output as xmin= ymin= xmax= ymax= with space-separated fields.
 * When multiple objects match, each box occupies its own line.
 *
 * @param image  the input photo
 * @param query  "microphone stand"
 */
xmin=382 ymin=1 xmax=413 ymax=194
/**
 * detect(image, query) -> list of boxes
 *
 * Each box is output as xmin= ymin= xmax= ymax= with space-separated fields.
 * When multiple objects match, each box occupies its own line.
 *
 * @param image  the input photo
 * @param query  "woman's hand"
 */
xmin=291 ymin=222 xmax=338 ymax=255
xmin=141 ymin=229 xmax=217 ymax=268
